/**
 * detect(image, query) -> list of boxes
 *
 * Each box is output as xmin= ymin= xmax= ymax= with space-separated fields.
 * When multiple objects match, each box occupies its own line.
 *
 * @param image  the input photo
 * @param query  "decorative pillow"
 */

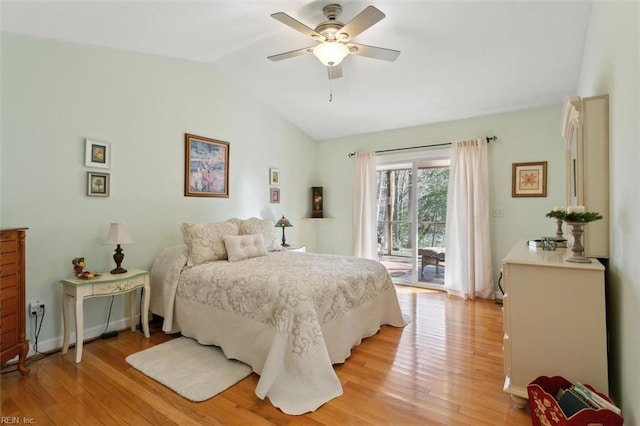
xmin=223 ymin=234 xmax=269 ymax=262
xmin=239 ymin=217 xmax=282 ymax=251
xmin=180 ymin=221 xmax=239 ymax=266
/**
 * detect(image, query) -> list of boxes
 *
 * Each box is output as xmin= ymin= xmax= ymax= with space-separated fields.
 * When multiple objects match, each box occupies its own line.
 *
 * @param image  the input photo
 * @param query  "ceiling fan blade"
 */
xmin=347 ymin=43 xmax=401 ymax=62
xmin=336 ymin=6 xmax=385 ymax=41
xmin=271 ymin=12 xmax=326 ymax=42
xmin=327 ymin=64 xmax=343 ymax=80
xmin=268 ymin=46 xmax=314 ymax=62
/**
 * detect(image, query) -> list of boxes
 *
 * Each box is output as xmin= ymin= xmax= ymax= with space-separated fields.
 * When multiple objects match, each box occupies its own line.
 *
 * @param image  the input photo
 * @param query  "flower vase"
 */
xmin=564 ymin=221 xmax=591 ymax=263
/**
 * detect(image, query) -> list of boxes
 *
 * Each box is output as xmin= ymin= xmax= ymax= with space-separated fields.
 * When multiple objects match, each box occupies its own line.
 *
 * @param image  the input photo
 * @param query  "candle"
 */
xmin=553 ymin=206 xmax=565 ymax=212
xmin=567 ymin=205 xmax=585 ymax=214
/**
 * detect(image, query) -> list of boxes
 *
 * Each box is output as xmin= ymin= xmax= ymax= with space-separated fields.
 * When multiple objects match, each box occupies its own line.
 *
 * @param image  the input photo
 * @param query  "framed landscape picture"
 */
xmin=184 ymin=133 xmax=230 ymax=197
xmin=85 ymin=139 xmax=111 ymax=169
xmin=512 ymin=161 xmax=547 ymax=197
xmin=87 ymin=172 xmax=110 ymax=197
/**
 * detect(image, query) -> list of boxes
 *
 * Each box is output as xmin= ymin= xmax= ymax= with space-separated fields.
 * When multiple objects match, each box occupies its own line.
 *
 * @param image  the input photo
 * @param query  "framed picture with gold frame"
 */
xmin=184 ymin=133 xmax=230 ymax=197
xmin=512 ymin=161 xmax=547 ymax=197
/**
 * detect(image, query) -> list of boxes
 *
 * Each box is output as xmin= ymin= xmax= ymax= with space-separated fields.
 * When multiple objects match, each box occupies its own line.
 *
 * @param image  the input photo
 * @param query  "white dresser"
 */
xmin=502 ymin=241 xmax=608 ymax=407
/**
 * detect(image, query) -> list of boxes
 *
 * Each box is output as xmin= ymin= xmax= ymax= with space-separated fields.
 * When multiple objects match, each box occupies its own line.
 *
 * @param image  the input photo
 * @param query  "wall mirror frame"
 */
xmin=561 ymin=95 xmax=583 ymax=207
xmin=561 ymin=94 xmax=609 ymax=259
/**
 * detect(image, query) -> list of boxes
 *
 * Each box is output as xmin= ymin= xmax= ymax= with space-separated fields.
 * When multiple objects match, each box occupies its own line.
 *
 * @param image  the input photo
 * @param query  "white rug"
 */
xmin=382 ymin=260 xmax=411 ymax=277
xmin=125 ymin=337 xmax=253 ymax=402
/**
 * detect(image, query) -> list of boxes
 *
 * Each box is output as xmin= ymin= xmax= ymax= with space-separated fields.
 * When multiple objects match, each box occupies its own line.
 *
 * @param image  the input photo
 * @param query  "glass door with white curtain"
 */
xmin=376 ymin=151 xmax=450 ymax=290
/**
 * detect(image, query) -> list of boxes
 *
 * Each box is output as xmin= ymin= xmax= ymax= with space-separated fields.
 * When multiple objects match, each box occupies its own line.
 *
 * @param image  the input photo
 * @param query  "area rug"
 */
xmin=125 ymin=337 xmax=253 ymax=402
xmin=382 ymin=260 xmax=412 ymax=277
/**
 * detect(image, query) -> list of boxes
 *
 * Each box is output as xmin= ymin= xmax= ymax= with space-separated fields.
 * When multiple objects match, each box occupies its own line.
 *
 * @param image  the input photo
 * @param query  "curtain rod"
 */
xmin=347 ymin=136 xmax=497 ymax=158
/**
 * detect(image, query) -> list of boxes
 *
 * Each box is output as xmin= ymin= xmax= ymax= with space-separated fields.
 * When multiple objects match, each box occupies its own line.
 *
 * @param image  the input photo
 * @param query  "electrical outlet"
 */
xmin=29 ymin=300 xmax=45 ymax=317
xmin=492 ymin=207 xmax=505 ymax=217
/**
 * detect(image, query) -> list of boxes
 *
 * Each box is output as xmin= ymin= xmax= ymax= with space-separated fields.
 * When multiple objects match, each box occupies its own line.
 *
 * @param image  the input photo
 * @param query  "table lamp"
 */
xmin=104 ymin=223 xmax=134 ymax=274
xmin=275 ymin=215 xmax=293 ymax=247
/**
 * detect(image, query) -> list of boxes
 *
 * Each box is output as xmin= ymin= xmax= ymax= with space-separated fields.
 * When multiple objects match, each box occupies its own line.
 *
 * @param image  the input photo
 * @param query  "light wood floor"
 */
xmin=1 ymin=287 xmax=531 ymax=425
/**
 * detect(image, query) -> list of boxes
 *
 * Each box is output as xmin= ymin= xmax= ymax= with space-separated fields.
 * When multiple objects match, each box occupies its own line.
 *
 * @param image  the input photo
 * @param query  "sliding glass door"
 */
xmin=415 ymin=166 xmax=448 ymax=287
xmin=377 ymin=153 xmax=450 ymax=289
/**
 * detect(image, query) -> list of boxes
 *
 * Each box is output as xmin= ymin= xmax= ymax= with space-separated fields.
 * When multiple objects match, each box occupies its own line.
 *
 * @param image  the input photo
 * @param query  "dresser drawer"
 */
xmin=0 ymin=237 xmax=17 ymax=254
xmin=92 ymin=277 xmax=144 ymax=295
xmin=1 ymin=293 xmax=18 ymax=348
xmin=1 ymin=270 xmax=17 ymax=289
xmin=1 ymin=286 xmax=17 ymax=312
xmin=2 ymin=325 xmax=18 ymax=348
xmin=1 ymin=251 xmax=17 ymax=266
xmin=0 ymin=230 xmax=17 ymax=242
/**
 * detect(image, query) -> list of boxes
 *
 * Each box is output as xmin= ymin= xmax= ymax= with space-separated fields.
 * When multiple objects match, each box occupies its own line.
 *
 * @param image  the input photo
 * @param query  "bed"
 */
xmin=149 ymin=218 xmax=408 ymax=415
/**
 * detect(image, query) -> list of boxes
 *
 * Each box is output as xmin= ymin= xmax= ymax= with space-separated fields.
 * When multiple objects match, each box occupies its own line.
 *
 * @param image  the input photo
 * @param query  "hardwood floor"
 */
xmin=1 ymin=287 xmax=531 ymax=425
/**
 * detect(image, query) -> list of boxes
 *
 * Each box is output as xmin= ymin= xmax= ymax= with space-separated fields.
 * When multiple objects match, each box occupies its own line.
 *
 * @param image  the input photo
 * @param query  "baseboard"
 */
xmin=26 ymin=315 xmax=138 ymax=358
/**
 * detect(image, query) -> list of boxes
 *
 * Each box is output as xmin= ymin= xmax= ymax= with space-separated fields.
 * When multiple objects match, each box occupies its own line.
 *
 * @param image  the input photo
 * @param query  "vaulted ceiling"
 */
xmin=1 ymin=1 xmax=593 ymax=140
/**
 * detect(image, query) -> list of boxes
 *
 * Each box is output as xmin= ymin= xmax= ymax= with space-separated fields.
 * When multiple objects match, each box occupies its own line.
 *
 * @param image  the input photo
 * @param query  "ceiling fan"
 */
xmin=267 ymin=4 xmax=400 ymax=80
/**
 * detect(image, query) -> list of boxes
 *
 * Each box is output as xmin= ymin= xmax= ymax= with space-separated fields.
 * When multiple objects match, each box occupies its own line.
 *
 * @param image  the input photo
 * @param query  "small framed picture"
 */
xmin=270 ymin=188 xmax=280 ymax=204
xmin=269 ymin=168 xmax=280 ymax=186
xmin=184 ymin=133 xmax=230 ymax=197
xmin=85 ymin=139 xmax=111 ymax=169
xmin=87 ymin=172 xmax=110 ymax=197
xmin=512 ymin=161 xmax=547 ymax=197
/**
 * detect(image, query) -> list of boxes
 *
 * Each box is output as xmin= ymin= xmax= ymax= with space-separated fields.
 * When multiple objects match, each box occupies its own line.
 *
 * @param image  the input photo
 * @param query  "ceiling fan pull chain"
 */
xmin=329 ymin=76 xmax=333 ymax=102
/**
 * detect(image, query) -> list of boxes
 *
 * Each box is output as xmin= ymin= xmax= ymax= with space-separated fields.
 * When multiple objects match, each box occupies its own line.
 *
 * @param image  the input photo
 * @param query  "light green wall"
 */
xmin=315 ymin=106 xmax=567 ymax=289
xmin=577 ymin=1 xmax=640 ymax=420
xmin=0 ymin=34 xmax=318 ymax=350
xmin=3 ymin=5 xmax=638 ymax=416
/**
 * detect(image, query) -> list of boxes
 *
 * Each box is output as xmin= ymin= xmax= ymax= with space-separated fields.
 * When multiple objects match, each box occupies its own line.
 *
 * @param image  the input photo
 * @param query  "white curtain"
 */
xmin=352 ymin=152 xmax=378 ymax=259
xmin=444 ymin=139 xmax=494 ymax=299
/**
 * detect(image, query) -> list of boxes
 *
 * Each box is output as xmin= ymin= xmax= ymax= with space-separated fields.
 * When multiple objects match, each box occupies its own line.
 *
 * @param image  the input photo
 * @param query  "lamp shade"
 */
xmin=313 ymin=42 xmax=349 ymax=66
xmin=104 ymin=223 xmax=134 ymax=245
xmin=275 ymin=216 xmax=293 ymax=228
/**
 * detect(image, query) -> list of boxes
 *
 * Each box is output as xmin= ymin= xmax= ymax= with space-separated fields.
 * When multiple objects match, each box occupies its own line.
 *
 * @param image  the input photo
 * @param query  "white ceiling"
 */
xmin=1 ymin=1 xmax=593 ymax=141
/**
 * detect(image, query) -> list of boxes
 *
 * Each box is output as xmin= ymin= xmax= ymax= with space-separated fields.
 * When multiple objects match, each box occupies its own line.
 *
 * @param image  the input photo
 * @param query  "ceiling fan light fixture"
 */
xmin=313 ymin=42 xmax=349 ymax=66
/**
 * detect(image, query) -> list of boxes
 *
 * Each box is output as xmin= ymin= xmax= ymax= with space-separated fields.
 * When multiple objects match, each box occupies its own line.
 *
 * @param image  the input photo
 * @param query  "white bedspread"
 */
xmin=150 ymin=246 xmax=408 ymax=414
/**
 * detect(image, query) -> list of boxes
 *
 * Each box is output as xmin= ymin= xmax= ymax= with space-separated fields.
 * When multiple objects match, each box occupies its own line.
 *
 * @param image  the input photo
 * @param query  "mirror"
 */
xmin=560 ymin=94 xmax=609 ymax=259
xmin=561 ymin=95 xmax=582 ymax=207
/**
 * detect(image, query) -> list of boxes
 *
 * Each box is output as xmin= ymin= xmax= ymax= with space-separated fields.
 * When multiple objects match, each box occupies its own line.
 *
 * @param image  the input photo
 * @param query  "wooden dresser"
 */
xmin=1 ymin=228 xmax=29 ymax=375
xmin=502 ymin=241 xmax=608 ymax=406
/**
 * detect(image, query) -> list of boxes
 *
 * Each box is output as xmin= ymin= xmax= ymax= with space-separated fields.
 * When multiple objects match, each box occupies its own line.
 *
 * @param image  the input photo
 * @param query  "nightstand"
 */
xmin=61 ymin=269 xmax=150 ymax=363
xmin=285 ymin=245 xmax=306 ymax=252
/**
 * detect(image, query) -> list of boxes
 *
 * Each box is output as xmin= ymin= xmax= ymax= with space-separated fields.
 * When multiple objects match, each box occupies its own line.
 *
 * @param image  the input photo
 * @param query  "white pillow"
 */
xmin=180 ymin=221 xmax=239 ymax=266
xmin=223 ymin=234 xmax=269 ymax=262
xmin=239 ymin=217 xmax=282 ymax=251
